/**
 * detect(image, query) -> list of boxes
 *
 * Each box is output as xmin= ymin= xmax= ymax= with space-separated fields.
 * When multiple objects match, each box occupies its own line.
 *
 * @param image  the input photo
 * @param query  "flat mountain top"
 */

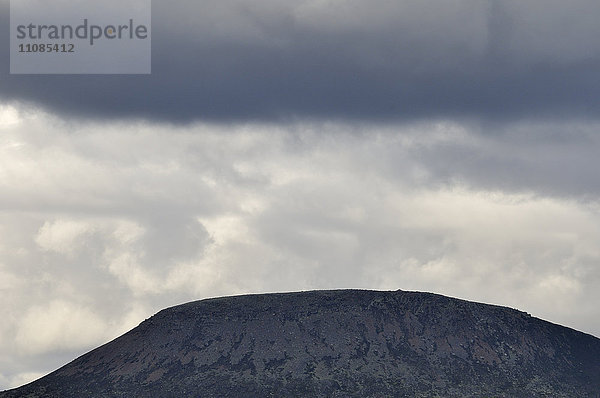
xmin=3 ymin=289 xmax=600 ymax=397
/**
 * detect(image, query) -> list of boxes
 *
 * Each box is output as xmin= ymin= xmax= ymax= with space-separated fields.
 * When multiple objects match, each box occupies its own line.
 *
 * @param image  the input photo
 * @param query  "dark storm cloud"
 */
xmin=2 ymin=0 xmax=600 ymax=122
xmin=410 ymin=121 xmax=600 ymax=198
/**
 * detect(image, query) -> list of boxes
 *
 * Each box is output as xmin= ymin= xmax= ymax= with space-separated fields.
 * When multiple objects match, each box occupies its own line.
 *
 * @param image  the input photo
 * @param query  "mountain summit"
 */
xmin=2 ymin=290 xmax=599 ymax=397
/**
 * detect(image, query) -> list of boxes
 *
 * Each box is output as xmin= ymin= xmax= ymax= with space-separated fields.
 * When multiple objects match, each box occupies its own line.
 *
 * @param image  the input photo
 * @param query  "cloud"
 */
xmin=35 ymin=220 xmax=95 ymax=256
xmin=0 ymin=105 xmax=21 ymax=127
xmin=15 ymin=300 xmax=108 ymax=355
xmin=2 ymin=0 xmax=600 ymax=391
xmin=1 ymin=107 xmax=600 ymax=390
xmin=2 ymin=0 xmax=600 ymax=121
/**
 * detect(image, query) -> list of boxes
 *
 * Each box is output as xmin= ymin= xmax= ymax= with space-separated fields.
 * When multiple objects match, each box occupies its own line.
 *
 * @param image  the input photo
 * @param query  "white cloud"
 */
xmin=15 ymin=300 xmax=108 ymax=355
xmin=0 ymin=266 xmax=22 ymax=292
xmin=35 ymin=219 xmax=94 ymax=256
xmin=0 ymin=105 xmax=21 ymax=127
xmin=363 ymin=189 xmax=600 ymax=314
xmin=112 ymin=221 xmax=145 ymax=245
xmin=105 ymin=252 xmax=159 ymax=296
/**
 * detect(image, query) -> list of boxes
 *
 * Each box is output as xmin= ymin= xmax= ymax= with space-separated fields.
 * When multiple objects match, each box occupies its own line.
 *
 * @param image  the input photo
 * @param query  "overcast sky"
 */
xmin=2 ymin=0 xmax=600 ymax=390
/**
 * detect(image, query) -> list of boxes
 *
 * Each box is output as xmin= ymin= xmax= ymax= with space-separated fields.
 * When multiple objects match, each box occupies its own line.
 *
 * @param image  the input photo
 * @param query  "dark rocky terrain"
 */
xmin=2 ymin=289 xmax=600 ymax=397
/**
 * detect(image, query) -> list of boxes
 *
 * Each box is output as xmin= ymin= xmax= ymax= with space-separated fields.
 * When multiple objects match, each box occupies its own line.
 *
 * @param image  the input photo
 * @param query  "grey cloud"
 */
xmin=410 ymin=121 xmax=600 ymax=198
xmin=2 ymin=0 xmax=600 ymax=122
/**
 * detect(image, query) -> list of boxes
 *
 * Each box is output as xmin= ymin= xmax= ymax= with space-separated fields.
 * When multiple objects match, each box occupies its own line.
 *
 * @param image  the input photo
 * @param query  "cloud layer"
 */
xmin=1 ymin=106 xmax=599 ymax=388
xmin=2 ymin=0 xmax=600 ymax=391
xmin=2 ymin=0 xmax=600 ymax=121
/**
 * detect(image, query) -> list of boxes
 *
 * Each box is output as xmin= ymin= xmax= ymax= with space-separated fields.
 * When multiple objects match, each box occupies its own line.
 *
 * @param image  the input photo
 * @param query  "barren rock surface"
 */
xmin=2 ymin=290 xmax=600 ymax=397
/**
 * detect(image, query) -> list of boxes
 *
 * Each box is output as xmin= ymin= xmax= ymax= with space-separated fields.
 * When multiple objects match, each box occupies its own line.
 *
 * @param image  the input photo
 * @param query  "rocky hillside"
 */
xmin=2 ymin=290 xmax=600 ymax=397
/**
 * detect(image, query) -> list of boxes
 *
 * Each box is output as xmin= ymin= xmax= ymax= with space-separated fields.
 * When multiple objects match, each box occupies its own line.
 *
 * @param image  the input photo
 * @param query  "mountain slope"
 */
xmin=2 ymin=290 xmax=600 ymax=397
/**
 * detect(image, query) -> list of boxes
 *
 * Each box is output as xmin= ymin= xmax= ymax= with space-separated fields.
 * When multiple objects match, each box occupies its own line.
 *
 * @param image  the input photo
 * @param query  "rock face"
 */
xmin=2 ymin=290 xmax=600 ymax=397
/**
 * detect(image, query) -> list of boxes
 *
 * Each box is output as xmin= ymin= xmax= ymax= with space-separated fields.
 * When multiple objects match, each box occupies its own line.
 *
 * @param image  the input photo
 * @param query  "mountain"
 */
xmin=2 ymin=290 xmax=600 ymax=397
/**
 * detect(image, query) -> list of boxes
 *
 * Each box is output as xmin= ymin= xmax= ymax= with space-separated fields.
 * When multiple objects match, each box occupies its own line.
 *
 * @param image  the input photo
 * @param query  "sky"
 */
xmin=2 ymin=0 xmax=600 ymax=390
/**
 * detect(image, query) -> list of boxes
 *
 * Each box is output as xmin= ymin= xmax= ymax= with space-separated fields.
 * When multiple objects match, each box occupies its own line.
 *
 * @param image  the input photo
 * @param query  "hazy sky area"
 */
xmin=2 ymin=0 xmax=600 ymax=390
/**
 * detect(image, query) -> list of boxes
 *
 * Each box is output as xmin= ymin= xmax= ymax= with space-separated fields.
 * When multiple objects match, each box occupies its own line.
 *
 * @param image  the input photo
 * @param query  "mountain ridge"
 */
xmin=2 ymin=289 xmax=600 ymax=397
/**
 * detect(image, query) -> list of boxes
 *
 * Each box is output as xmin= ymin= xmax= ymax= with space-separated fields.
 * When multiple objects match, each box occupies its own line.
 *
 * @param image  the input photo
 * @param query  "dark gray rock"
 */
xmin=2 ymin=290 xmax=600 ymax=397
